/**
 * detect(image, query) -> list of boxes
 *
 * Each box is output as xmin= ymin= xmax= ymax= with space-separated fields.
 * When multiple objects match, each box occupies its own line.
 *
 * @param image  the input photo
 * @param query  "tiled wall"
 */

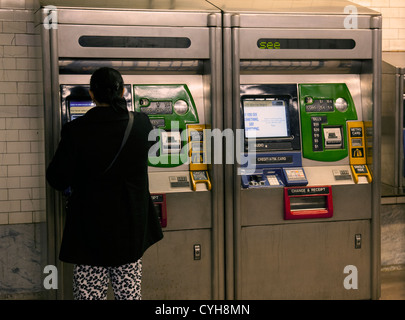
xmin=0 ymin=0 xmax=46 ymax=298
xmin=350 ymin=0 xmax=405 ymax=51
xmin=0 ymin=0 xmax=45 ymax=226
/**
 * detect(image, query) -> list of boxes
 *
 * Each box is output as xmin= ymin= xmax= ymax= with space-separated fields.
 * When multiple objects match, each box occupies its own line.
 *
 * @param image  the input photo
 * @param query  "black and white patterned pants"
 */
xmin=73 ymin=259 xmax=142 ymax=300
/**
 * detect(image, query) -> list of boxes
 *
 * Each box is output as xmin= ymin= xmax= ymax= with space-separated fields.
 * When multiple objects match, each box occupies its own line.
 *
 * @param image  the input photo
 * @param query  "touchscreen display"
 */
xmin=243 ymin=99 xmax=290 ymax=139
xmin=68 ymin=100 xmax=95 ymax=120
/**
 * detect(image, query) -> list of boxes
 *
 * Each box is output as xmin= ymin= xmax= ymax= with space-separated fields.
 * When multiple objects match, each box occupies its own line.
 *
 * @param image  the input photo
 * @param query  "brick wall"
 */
xmin=350 ymin=0 xmax=405 ymax=51
xmin=0 ymin=0 xmax=45 ymax=226
xmin=0 ymin=0 xmax=46 ymax=299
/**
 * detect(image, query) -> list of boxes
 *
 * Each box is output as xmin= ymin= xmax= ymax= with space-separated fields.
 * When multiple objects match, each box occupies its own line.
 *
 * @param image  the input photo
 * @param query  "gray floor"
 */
xmin=380 ymin=268 xmax=405 ymax=300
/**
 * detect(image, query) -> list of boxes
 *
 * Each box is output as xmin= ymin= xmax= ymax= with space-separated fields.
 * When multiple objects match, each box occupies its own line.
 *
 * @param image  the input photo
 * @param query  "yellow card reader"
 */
xmin=188 ymin=124 xmax=211 ymax=191
xmin=347 ymin=121 xmax=372 ymax=183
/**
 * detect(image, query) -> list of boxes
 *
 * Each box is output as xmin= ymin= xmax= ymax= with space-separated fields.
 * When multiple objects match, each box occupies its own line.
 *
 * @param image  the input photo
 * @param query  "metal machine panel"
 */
xmin=39 ymin=3 xmax=223 ymax=300
xmin=57 ymin=25 xmax=210 ymax=59
xmin=381 ymin=52 xmax=405 ymax=195
xmin=236 ymin=13 xmax=377 ymax=30
xmin=240 ymin=184 xmax=371 ymax=226
xmin=157 ymin=191 xmax=212 ymax=232
xmin=209 ymin=0 xmax=380 ymax=29
xmin=241 ymin=220 xmax=371 ymax=299
xmin=54 ymin=8 xmax=216 ymax=27
xmin=142 ymin=228 xmax=212 ymax=300
xmin=239 ymin=29 xmax=372 ymax=60
xmin=38 ymin=2 xmax=220 ymax=27
xmin=216 ymin=0 xmax=381 ymax=300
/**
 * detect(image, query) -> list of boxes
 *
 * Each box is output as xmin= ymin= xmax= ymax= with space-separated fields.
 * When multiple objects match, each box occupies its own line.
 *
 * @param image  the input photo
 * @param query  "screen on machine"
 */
xmin=243 ymin=99 xmax=290 ymax=139
xmin=68 ymin=100 xmax=95 ymax=120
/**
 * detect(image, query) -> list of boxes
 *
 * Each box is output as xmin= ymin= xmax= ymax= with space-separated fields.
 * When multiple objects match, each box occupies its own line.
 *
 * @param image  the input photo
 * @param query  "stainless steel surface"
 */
xmin=208 ymin=20 xmax=225 ymax=299
xmin=39 ymin=3 xmax=223 ymax=300
xmin=222 ymin=23 xmax=234 ymax=301
xmin=36 ymin=5 xmax=217 ymax=28
xmin=369 ymin=26 xmax=382 ymax=300
xmin=57 ymin=25 xmax=210 ymax=59
xmin=39 ymin=0 xmax=217 ymax=12
xmin=219 ymin=0 xmax=381 ymax=300
xmin=208 ymin=0 xmax=380 ymax=29
xmin=38 ymin=0 xmax=383 ymax=300
xmin=382 ymin=52 xmax=405 ymax=74
xmin=208 ymin=0 xmax=378 ymax=15
xmin=231 ymin=23 xmax=241 ymax=300
xmin=240 ymin=60 xmax=363 ymax=74
xmin=381 ymin=52 xmax=405 ymax=196
xmin=142 ymin=228 xmax=212 ymax=299
xmin=239 ymin=29 xmax=372 ymax=60
xmin=240 ymin=220 xmax=371 ymax=299
xmin=240 ymin=184 xmax=372 ymax=227
xmin=39 ymin=22 xmax=57 ymax=300
xmin=59 ymin=60 xmax=204 ymax=74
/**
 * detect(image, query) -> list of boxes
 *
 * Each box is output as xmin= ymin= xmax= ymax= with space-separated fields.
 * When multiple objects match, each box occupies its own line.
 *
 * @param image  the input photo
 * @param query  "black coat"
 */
xmin=46 ymin=106 xmax=163 ymax=267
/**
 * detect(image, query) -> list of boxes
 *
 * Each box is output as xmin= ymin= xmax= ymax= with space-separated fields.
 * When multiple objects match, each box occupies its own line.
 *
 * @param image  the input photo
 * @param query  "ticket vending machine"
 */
xmin=381 ymin=52 xmax=405 ymax=196
xmin=212 ymin=0 xmax=381 ymax=299
xmin=38 ymin=2 xmax=223 ymax=299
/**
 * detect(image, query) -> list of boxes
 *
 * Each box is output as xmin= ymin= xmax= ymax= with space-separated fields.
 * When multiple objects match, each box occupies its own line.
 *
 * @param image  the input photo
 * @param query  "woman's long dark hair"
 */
xmin=90 ymin=67 xmax=127 ymax=113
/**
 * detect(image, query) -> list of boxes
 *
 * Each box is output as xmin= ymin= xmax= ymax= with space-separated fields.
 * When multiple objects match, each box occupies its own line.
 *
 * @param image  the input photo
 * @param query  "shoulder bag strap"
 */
xmin=102 ymin=111 xmax=134 ymax=174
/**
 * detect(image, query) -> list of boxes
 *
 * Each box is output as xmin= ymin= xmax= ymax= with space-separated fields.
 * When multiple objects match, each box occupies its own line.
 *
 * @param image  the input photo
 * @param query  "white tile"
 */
xmin=8 ymin=188 xmax=31 ymax=200
xmin=8 ymin=164 xmax=31 ymax=177
xmin=8 ymin=211 xmax=33 ymax=224
xmin=6 ymin=141 xmax=30 ymax=153
xmin=0 ymin=200 xmax=20 ymax=213
xmin=2 ymin=21 xmax=26 ymax=33
xmin=0 ymin=153 xmax=19 ymax=165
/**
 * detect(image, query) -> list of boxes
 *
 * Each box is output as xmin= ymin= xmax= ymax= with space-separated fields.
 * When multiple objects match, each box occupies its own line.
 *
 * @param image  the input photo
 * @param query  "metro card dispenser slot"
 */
xmin=151 ymin=193 xmax=167 ymax=228
xmin=134 ymin=84 xmax=199 ymax=167
xmin=347 ymin=121 xmax=372 ymax=183
xmin=188 ymin=124 xmax=211 ymax=191
xmin=323 ymin=126 xmax=343 ymax=149
xmin=161 ymin=131 xmax=181 ymax=154
xmin=284 ymin=186 xmax=333 ymax=220
xmin=299 ymin=84 xmax=357 ymax=161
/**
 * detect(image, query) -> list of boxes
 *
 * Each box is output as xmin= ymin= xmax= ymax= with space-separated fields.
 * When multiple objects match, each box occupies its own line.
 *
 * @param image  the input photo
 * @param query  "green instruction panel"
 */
xmin=134 ymin=84 xmax=199 ymax=168
xmin=299 ymin=83 xmax=357 ymax=162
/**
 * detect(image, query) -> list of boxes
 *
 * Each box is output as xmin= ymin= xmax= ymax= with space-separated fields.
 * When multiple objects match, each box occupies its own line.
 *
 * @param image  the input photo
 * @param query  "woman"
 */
xmin=46 ymin=67 xmax=163 ymax=300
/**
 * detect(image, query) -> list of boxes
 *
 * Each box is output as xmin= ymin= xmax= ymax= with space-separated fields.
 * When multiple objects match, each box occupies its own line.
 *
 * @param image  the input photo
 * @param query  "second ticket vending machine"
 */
xmin=212 ymin=0 xmax=381 ymax=299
